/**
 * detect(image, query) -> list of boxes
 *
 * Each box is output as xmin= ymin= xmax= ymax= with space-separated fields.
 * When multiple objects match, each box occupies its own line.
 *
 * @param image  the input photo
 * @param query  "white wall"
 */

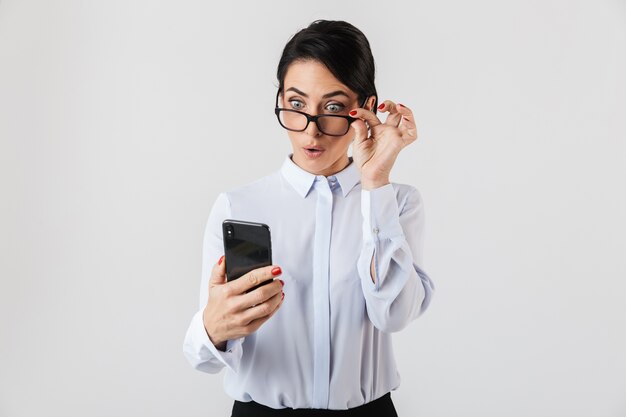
xmin=1 ymin=1 xmax=625 ymax=416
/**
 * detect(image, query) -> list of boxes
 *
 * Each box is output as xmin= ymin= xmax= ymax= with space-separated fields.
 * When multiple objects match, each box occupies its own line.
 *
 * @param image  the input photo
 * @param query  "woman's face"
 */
xmin=280 ymin=60 xmax=372 ymax=177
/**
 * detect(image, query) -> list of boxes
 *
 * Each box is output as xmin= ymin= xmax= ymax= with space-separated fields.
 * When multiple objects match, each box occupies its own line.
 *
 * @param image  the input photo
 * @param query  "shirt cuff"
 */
xmin=186 ymin=309 xmax=244 ymax=372
xmin=361 ymin=183 xmax=404 ymax=242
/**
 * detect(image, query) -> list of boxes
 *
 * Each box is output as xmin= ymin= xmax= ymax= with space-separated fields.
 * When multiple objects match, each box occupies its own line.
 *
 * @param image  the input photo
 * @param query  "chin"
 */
xmin=302 ymin=159 xmax=330 ymax=172
xmin=304 ymin=154 xmax=349 ymax=176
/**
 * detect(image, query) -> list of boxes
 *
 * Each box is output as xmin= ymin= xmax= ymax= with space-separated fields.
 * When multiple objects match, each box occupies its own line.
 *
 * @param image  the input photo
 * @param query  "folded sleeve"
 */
xmin=357 ymin=184 xmax=435 ymax=333
xmin=182 ymin=192 xmax=244 ymax=373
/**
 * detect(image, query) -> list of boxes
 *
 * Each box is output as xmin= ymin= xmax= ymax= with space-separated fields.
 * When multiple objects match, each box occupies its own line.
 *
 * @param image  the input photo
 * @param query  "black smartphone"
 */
xmin=222 ymin=219 xmax=273 ymax=291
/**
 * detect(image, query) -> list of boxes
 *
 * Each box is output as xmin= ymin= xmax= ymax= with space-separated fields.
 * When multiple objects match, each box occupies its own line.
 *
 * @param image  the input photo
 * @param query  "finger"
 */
xmin=349 ymin=108 xmax=382 ymax=131
xmin=377 ymin=100 xmax=400 ymax=114
xmin=399 ymin=115 xmax=418 ymax=140
xmin=397 ymin=103 xmax=411 ymax=112
xmin=235 ymin=278 xmax=283 ymax=311
xmin=349 ymin=118 xmax=369 ymax=146
xmin=378 ymin=100 xmax=403 ymax=128
xmin=230 ymin=292 xmax=283 ymax=338
xmin=240 ymin=314 xmax=271 ymax=336
xmin=209 ymin=255 xmax=227 ymax=286
xmin=238 ymin=289 xmax=284 ymax=325
xmin=395 ymin=104 xmax=418 ymax=141
xmin=228 ymin=264 xmax=282 ymax=295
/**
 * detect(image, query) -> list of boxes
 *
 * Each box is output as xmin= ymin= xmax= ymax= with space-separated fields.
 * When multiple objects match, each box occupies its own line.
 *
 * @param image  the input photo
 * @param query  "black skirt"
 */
xmin=231 ymin=392 xmax=398 ymax=417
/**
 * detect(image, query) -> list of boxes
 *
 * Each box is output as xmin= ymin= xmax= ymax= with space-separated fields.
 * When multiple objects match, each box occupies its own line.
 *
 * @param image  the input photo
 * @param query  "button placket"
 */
xmin=312 ymin=177 xmax=332 ymax=408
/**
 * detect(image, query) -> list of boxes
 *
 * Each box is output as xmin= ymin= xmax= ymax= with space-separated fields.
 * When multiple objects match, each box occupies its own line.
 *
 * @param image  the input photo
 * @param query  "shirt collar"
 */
xmin=280 ymin=154 xmax=361 ymax=199
xmin=331 ymin=157 xmax=361 ymax=198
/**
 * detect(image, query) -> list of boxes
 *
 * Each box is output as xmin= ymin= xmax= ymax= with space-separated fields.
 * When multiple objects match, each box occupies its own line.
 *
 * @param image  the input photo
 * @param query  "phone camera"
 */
xmin=225 ymin=225 xmax=234 ymax=238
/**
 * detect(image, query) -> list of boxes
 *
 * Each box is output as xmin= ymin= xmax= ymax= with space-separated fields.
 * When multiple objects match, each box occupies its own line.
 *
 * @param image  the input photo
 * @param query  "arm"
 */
xmin=182 ymin=192 xmax=245 ymax=373
xmin=357 ymin=184 xmax=435 ymax=333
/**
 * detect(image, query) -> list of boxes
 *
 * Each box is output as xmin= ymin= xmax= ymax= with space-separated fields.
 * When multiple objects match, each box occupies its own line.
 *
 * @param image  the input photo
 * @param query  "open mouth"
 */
xmin=303 ymin=146 xmax=325 ymax=159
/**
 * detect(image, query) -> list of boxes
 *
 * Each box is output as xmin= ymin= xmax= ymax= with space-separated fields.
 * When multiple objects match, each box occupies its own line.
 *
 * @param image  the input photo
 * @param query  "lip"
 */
xmin=302 ymin=146 xmax=325 ymax=159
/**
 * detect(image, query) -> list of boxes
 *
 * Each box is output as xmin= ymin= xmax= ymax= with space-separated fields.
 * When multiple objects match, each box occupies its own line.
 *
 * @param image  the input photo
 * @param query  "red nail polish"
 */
xmin=281 ymin=292 xmax=285 ymax=300
xmin=271 ymin=266 xmax=282 ymax=276
xmin=218 ymin=255 xmax=224 ymax=265
xmin=398 ymin=103 xmax=404 ymax=107
xmin=378 ymin=103 xmax=385 ymax=110
xmin=349 ymin=110 xmax=357 ymax=116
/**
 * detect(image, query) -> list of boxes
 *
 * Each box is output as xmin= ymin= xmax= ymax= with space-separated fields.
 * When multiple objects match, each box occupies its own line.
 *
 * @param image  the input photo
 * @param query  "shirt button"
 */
xmin=373 ymin=227 xmax=379 ymax=234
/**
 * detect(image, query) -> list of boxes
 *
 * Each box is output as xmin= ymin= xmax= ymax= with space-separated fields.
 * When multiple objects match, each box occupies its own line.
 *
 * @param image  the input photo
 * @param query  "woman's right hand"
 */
xmin=202 ymin=256 xmax=284 ymax=351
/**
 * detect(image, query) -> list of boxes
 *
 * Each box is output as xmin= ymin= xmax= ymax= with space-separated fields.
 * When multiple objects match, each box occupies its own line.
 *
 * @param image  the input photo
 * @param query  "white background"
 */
xmin=1 ymin=1 xmax=625 ymax=416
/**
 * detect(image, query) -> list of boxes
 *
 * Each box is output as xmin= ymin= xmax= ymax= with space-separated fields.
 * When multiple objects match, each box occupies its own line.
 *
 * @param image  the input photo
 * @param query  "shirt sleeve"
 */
xmin=182 ymin=192 xmax=245 ymax=373
xmin=357 ymin=183 xmax=436 ymax=333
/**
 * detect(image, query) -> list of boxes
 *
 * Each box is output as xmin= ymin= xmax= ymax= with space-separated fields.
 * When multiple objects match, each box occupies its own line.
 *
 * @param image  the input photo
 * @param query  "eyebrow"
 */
xmin=285 ymin=87 xmax=351 ymax=99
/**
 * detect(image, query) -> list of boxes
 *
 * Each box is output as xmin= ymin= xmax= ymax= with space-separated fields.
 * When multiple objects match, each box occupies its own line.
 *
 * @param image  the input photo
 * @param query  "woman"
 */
xmin=183 ymin=19 xmax=435 ymax=416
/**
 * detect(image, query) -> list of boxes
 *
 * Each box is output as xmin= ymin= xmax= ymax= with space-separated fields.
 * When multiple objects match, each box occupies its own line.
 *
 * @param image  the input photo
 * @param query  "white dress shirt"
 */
xmin=183 ymin=154 xmax=435 ymax=410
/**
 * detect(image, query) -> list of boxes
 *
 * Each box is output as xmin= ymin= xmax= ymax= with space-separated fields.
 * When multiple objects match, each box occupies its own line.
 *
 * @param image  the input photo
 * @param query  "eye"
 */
xmin=288 ymin=99 xmax=304 ymax=110
xmin=325 ymin=103 xmax=344 ymax=113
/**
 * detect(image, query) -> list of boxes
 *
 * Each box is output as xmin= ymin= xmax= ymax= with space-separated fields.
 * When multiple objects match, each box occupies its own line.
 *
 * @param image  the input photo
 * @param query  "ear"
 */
xmin=367 ymin=95 xmax=377 ymax=112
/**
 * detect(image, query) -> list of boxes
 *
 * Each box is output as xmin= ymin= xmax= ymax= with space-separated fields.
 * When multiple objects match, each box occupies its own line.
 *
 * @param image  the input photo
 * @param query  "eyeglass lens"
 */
xmin=278 ymin=111 xmax=350 ymax=136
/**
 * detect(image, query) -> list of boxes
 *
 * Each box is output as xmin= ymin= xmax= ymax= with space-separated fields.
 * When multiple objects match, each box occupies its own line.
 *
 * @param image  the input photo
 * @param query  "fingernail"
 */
xmin=281 ymin=292 xmax=285 ymax=300
xmin=349 ymin=110 xmax=357 ymax=116
xmin=279 ymin=279 xmax=284 ymax=287
xmin=218 ymin=255 xmax=224 ymax=265
xmin=271 ymin=266 xmax=282 ymax=276
xmin=378 ymin=103 xmax=385 ymax=110
xmin=398 ymin=103 xmax=404 ymax=107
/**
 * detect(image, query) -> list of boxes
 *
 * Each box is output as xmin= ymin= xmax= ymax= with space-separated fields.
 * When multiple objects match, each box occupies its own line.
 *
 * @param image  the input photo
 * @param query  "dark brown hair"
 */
xmin=276 ymin=20 xmax=378 ymax=112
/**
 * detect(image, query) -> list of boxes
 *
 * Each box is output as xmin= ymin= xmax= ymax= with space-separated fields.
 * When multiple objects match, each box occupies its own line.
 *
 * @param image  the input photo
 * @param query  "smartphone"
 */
xmin=222 ymin=219 xmax=273 ymax=291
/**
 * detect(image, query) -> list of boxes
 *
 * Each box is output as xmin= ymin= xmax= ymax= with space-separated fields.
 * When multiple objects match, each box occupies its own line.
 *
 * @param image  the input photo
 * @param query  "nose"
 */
xmin=305 ymin=117 xmax=322 ymax=137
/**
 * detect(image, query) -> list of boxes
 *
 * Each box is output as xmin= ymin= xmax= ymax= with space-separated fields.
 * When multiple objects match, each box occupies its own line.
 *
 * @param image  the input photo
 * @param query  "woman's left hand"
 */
xmin=349 ymin=100 xmax=418 ymax=190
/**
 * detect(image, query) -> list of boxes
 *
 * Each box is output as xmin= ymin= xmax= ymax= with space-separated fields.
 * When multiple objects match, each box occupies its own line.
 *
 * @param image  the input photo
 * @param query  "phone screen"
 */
xmin=222 ymin=220 xmax=273 ymax=287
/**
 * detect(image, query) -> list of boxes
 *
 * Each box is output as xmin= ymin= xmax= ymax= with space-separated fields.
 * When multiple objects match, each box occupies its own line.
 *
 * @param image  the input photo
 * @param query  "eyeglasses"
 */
xmin=274 ymin=89 xmax=368 ymax=137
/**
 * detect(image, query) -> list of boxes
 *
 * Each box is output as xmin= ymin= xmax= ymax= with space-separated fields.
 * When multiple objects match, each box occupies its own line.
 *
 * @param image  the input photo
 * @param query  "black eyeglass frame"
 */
xmin=274 ymin=89 xmax=370 ymax=137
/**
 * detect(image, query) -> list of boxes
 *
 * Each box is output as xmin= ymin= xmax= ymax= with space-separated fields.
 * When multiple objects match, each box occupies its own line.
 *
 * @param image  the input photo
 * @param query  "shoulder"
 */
xmin=222 ymin=170 xmax=281 ymax=202
xmin=205 ymin=170 xmax=281 ymax=232
xmin=213 ymin=170 xmax=283 ymax=218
